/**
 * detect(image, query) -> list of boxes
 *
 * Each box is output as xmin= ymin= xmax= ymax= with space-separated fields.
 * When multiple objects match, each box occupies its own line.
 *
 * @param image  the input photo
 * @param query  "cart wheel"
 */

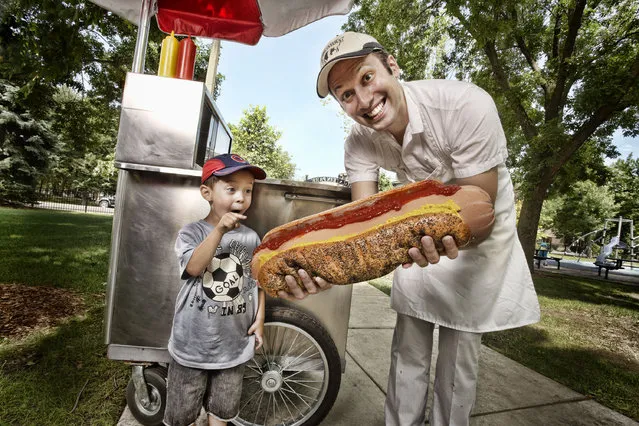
xmin=126 ymin=366 xmax=167 ymax=426
xmin=233 ymin=306 xmax=341 ymax=426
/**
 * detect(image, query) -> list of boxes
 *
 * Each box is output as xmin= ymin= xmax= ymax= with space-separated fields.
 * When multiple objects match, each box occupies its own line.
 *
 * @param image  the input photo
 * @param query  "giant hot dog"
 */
xmin=251 ymin=180 xmax=495 ymax=297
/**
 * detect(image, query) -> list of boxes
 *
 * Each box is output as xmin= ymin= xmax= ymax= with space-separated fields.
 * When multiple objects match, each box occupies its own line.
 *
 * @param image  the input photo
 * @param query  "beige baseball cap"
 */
xmin=316 ymin=32 xmax=384 ymax=98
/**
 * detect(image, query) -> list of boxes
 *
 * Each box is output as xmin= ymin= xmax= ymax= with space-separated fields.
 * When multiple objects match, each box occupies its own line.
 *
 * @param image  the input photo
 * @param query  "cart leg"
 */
xmin=132 ymin=365 xmax=151 ymax=408
xmin=126 ymin=365 xmax=168 ymax=425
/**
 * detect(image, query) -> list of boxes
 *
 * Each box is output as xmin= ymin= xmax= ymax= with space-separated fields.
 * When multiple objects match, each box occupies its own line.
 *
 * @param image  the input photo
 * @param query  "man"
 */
xmin=283 ymin=31 xmax=540 ymax=426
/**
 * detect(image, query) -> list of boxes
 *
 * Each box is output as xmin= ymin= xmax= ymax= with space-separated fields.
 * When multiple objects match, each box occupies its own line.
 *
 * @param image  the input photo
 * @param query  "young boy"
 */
xmin=164 ymin=153 xmax=267 ymax=426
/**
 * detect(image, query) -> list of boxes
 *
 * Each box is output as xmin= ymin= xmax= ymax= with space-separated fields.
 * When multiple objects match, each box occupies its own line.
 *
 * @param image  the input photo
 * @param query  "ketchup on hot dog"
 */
xmin=260 ymin=180 xmax=460 ymax=251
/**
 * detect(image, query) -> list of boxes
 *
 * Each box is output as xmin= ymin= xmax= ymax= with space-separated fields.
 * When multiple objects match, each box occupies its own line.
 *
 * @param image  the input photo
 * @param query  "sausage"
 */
xmin=251 ymin=180 xmax=495 ymax=297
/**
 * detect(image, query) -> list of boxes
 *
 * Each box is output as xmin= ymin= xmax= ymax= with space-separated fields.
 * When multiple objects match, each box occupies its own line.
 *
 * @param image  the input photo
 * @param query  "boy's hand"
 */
xmin=248 ymin=318 xmax=264 ymax=350
xmin=217 ymin=212 xmax=247 ymax=234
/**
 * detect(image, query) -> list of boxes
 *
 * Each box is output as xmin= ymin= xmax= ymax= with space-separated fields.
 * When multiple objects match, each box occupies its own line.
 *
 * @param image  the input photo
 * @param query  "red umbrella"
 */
xmin=92 ymin=0 xmax=353 ymax=45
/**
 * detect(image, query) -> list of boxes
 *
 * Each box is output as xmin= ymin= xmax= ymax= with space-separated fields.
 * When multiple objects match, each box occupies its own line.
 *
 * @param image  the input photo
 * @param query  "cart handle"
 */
xmin=284 ymin=193 xmax=349 ymax=205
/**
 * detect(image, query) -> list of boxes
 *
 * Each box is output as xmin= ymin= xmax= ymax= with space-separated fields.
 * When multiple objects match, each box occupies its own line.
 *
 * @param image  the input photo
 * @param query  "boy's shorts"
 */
xmin=163 ymin=357 xmax=246 ymax=426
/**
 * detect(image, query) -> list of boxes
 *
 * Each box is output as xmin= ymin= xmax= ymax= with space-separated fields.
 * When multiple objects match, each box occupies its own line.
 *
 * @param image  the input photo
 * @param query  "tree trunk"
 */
xmin=517 ymin=184 xmax=550 ymax=274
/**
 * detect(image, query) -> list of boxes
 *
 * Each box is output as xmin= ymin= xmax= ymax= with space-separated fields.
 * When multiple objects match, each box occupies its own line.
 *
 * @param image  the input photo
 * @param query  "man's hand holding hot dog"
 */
xmin=403 ymin=168 xmax=498 ymax=268
xmin=278 ymin=270 xmax=333 ymax=300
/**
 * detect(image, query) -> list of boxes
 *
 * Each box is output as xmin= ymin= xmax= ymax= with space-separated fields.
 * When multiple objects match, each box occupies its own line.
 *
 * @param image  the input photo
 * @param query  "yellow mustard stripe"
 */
xmin=256 ymin=200 xmax=461 ymax=269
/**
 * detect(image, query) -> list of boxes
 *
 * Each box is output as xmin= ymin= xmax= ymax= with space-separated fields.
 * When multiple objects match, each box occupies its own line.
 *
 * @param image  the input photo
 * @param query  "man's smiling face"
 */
xmin=328 ymin=53 xmax=408 ymax=142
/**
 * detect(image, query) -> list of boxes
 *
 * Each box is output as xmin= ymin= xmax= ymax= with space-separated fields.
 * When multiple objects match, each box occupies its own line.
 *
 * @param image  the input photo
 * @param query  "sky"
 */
xmin=611 ymin=129 xmax=639 ymax=165
xmin=214 ymin=15 xmax=352 ymax=180
xmin=212 ymin=14 xmax=639 ymax=180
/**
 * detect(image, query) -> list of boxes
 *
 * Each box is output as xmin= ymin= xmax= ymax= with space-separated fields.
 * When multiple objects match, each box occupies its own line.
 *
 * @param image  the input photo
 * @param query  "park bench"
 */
xmin=609 ymin=258 xmax=637 ymax=270
xmin=593 ymin=260 xmax=623 ymax=279
xmin=533 ymin=255 xmax=562 ymax=270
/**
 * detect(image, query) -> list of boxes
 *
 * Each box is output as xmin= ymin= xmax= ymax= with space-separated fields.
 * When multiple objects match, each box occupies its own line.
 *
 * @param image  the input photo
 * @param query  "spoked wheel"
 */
xmin=233 ymin=306 xmax=341 ymax=426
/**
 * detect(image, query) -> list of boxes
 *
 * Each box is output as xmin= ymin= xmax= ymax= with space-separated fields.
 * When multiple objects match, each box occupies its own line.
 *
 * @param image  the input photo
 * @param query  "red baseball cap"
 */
xmin=201 ymin=154 xmax=267 ymax=183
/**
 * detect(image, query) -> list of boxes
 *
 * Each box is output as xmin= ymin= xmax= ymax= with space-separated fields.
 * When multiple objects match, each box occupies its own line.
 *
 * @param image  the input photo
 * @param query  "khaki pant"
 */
xmin=385 ymin=313 xmax=482 ymax=426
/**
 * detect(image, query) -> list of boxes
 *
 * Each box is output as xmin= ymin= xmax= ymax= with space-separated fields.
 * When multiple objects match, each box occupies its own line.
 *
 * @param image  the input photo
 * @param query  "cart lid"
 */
xmin=91 ymin=0 xmax=353 ymax=45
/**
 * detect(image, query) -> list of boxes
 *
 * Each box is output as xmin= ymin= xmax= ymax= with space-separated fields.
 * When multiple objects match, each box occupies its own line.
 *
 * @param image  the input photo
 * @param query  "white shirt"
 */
xmin=344 ymin=80 xmax=540 ymax=332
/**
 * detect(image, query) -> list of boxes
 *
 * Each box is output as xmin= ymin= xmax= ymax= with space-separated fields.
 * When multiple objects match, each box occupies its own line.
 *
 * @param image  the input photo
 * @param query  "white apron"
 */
xmin=391 ymin=163 xmax=540 ymax=332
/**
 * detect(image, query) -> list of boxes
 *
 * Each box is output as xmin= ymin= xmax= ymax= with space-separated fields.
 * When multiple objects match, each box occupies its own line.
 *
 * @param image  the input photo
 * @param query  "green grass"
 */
xmin=369 ymin=272 xmax=639 ymax=420
xmin=2 ymin=207 xmax=638 ymax=422
xmin=0 ymin=207 xmax=113 ymax=292
xmin=368 ymin=275 xmax=393 ymax=295
xmin=0 ymin=207 xmax=128 ymax=425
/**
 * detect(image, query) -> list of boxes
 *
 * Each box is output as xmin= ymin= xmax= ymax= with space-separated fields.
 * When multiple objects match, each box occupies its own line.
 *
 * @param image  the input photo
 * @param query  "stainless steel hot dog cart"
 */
xmin=94 ymin=1 xmax=355 ymax=425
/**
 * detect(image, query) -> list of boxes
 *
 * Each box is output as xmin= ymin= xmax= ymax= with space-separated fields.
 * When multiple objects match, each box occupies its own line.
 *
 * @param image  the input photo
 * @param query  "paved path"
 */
xmin=532 ymin=258 xmax=639 ymax=286
xmin=119 ymin=283 xmax=638 ymax=425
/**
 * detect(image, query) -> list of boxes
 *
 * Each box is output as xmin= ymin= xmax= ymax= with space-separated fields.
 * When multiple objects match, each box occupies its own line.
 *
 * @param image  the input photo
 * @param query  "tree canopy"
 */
xmin=0 ymin=0 xmax=225 ymax=203
xmin=345 ymin=0 xmax=639 ymax=268
xmin=607 ymin=155 xmax=639 ymax=224
xmin=228 ymin=105 xmax=296 ymax=180
xmin=0 ymin=80 xmax=58 ymax=204
xmin=551 ymin=180 xmax=618 ymax=244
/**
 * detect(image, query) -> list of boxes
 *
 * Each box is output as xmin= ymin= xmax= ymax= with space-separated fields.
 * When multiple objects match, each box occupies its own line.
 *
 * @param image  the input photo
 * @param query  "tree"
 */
xmin=0 ymin=0 xmax=133 ymax=115
xmin=228 ymin=105 xmax=296 ymax=179
xmin=345 ymin=0 xmax=639 ymax=271
xmin=0 ymin=80 xmax=58 ymax=204
xmin=378 ymin=170 xmax=394 ymax=191
xmin=0 ymin=0 xmax=141 ymax=201
xmin=0 ymin=0 xmax=225 ymax=202
xmin=0 ymin=0 xmax=225 ymax=106
xmin=537 ymin=195 xmax=562 ymax=241
xmin=607 ymin=155 xmax=639 ymax=223
xmin=34 ymin=86 xmax=119 ymax=199
xmin=194 ymin=41 xmax=225 ymax=101
xmin=551 ymin=180 xmax=617 ymax=249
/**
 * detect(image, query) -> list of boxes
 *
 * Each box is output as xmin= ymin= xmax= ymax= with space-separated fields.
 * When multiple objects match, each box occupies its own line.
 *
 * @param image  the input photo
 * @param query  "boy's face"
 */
xmin=328 ymin=53 xmax=407 ymax=139
xmin=201 ymin=170 xmax=255 ymax=223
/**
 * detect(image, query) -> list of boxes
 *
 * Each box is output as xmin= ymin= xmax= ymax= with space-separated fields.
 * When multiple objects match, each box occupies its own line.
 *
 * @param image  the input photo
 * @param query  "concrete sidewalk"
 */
xmin=119 ymin=282 xmax=637 ymax=425
xmin=321 ymin=283 xmax=637 ymax=425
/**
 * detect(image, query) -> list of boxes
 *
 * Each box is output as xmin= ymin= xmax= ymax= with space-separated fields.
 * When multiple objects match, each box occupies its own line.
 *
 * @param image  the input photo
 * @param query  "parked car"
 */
xmin=97 ymin=195 xmax=116 ymax=208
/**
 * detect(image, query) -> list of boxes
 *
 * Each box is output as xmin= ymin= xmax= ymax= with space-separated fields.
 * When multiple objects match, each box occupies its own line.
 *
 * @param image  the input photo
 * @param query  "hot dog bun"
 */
xmin=252 ymin=180 xmax=495 ymax=297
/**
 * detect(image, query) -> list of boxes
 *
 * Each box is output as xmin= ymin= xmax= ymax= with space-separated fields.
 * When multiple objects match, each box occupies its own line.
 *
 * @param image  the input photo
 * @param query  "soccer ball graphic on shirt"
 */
xmin=203 ymin=253 xmax=244 ymax=302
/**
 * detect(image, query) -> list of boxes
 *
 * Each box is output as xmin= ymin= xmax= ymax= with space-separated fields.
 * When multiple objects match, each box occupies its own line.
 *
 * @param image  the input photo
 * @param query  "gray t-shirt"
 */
xmin=168 ymin=220 xmax=260 ymax=369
